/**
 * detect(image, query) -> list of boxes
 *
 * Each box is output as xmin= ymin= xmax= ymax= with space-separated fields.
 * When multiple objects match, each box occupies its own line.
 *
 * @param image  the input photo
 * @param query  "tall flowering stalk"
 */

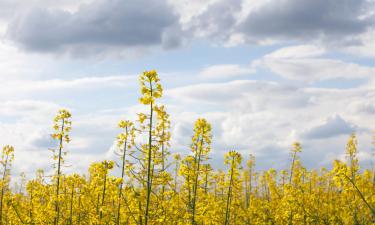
xmin=115 ymin=120 xmax=135 ymax=225
xmin=51 ymin=109 xmax=72 ymax=225
xmin=138 ymin=70 xmax=163 ymax=225
xmin=224 ymin=151 xmax=242 ymax=225
xmin=188 ymin=118 xmax=212 ymax=225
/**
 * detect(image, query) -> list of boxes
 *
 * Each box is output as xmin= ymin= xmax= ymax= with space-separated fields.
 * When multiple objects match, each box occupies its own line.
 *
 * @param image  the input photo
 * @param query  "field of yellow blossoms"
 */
xmin=0 ymin=70 xmax=373 ymax=224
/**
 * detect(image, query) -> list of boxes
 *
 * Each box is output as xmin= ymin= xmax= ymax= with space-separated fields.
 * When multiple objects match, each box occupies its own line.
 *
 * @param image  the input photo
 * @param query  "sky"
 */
xmin=0 ymin=0 xmax=374 ymax=177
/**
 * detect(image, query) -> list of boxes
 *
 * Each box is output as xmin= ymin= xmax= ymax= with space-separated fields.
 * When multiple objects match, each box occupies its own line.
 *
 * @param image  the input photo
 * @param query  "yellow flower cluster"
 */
xmin=139 ymin=70 xmax=163 ymax=105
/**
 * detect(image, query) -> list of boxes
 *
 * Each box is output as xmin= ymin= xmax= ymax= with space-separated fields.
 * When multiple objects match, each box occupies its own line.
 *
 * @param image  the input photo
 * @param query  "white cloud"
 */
xmin=0 ymin=75 xmax=136 ymax=99
xmin=0 ymin=100 xmax=60 ymax=117
xmin=256 ymin=45 xmax=375 ymax=82
xmin=199 ymin=64 xmax=255 ymax=79
xmin=266 ymin=45 xmax=326 ymax=59
xmin=165 ymin=75 xmax=374 ymax=169
xmin=0 ymin=42 xmax=48 ymax=80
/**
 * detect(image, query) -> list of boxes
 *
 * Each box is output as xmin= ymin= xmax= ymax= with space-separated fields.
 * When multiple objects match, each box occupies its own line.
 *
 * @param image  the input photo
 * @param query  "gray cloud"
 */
xmin=239 ymin=0 xmax=373 ymax=44
xmin=0 ymin=0 xmax=87 ymax=19
xmin=356 ymin=103 xmax=375 ymax=114
xmin=6 ymin=0 xmax=180 ymax=55
xmin=303 ymin=115 xmax=355 ymax=139
xmin=29 ymin=132 xmax=56 ymax=149
xmin=4 ymin=0 xmax=375 ymax=56
xmin=0 ymin=0 xmax=16 ymax=19
xmin=188 ymin=0 xmax=242 ymax=41
xmin=187 ymin=0 xmax=374 ymax=47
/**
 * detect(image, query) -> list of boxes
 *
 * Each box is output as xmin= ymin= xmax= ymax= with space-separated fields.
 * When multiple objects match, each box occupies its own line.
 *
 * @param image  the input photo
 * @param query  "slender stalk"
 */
xmin=145 ymin=81 xmax=153 ymax=225
xmin=78 ymin=188 xmax=81 ymax=225
xmin=224 ymin=157 xmax=235 ymax=225
xmin=342 ymin=173 xmax=375 ymax=216
xmin=191 ymin=136 xmax=203 ymax=225
xmin=99 ymin=162 xmax=108 ymax=222
xmin=10 ymin=203 xmax=25 ymax=224
xmin=29 ymin=186 xmax=34 ymax=225
xmin=69 ymin=183 xmax=74 ymax=225
xmin=289 ymin=151 xmax=297 ymax=184
xmin=54 ymin=119 xmax=65 ymax=225
xmin=117 ymin=132 xmax=128 ymax=225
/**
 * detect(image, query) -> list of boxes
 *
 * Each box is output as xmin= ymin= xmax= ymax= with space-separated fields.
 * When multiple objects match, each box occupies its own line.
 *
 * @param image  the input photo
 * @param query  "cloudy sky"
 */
xmin=0 ymin=0 xmax=374 ymax=177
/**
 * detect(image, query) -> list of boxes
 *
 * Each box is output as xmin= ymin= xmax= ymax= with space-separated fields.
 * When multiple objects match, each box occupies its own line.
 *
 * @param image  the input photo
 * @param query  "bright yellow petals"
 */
xmin=139 ymin=70 xmax=163 ymax=105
